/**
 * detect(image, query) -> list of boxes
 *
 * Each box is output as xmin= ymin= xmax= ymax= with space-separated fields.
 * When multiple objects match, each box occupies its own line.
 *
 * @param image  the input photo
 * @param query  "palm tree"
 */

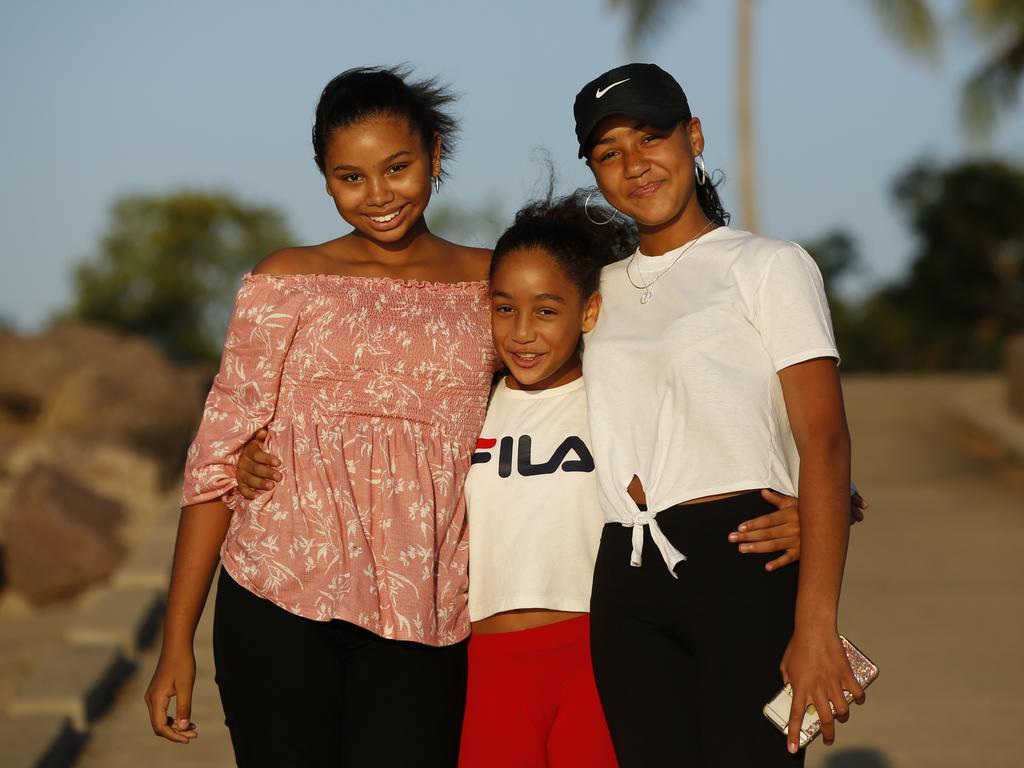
xmin=604 ymin=1 xmax=1024 ymax=231
xmin=864 ymin=0 xmax=940 ymax=60
xmin=609 ymin=0 xmax=762 ymax=231
xmin=960 ymin=0 xmax=1024 ymax=136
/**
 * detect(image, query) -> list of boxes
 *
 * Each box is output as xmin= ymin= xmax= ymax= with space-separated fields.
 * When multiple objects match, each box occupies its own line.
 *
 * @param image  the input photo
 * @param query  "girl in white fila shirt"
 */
xmin=234 ymin=189 xmax=863 ymax=767
xmin=451 ymin=191 xmax=836 ymax=768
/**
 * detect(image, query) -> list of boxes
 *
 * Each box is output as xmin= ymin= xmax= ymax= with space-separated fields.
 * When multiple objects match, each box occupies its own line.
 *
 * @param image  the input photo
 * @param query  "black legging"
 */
xmin=213 ymin=568 xmax=468 ymax=767
xmin=589 ymin=492 xmax=805 ymax=768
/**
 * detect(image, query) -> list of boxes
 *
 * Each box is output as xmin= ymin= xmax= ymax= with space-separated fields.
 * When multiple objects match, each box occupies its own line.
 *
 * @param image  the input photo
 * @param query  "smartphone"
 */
xmin=762 ymin=635 xmax=878 ymax=748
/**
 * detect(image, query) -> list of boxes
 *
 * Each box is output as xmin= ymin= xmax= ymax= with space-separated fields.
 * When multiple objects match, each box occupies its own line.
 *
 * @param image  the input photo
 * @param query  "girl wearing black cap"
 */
xmin=574 ymin=63 xmax=864 ymax=765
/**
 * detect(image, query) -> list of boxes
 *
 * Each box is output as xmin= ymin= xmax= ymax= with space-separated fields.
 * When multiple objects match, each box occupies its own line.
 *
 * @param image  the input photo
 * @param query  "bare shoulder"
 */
xmin=451 ymin=244 xmax=492 ymax=282
xmin=251 ymin=246 xmax=328 ymax=276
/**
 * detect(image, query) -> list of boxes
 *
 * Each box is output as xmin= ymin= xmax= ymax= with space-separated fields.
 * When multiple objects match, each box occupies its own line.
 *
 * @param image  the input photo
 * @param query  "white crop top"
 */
xmin=464 ymin=377 xmax=603 ymax=621
xmin=582 ymin=226 xmax=839 ymax=574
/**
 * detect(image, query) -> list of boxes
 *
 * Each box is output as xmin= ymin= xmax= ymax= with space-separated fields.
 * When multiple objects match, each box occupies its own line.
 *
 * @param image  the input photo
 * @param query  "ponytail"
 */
xmin=696 ymin=167 xmax=730 ymax=227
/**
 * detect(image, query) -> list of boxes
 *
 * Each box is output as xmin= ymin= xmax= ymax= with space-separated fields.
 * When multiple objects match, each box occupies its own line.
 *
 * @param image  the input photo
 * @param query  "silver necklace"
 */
xmin=627 ymin=220 xmax=716 ymax=304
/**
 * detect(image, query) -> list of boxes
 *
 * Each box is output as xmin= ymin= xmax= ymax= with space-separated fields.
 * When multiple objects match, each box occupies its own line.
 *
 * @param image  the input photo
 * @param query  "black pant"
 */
xmin=589 ymin=492 xmax=805 ymax=768
xmin=213 ymin=568 xmax=468 ymax=768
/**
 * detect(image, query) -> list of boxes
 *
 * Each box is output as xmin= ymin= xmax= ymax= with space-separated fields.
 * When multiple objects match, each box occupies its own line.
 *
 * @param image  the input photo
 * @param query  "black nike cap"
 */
xmin=573 ymin=63 xmax=691 ymax=159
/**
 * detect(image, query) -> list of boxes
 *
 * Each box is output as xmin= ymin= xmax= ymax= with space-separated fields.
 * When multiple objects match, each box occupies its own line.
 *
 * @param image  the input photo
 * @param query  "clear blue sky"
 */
xmin=2 ymin=0 xmax=1022 ymax=330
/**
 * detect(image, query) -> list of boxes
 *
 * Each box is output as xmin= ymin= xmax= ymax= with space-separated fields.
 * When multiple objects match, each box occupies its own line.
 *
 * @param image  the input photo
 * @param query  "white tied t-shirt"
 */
xmin=582 ymin=226 xmax=839 ymax=574
xmin=464 ymin=377 xmax=603 ymax=621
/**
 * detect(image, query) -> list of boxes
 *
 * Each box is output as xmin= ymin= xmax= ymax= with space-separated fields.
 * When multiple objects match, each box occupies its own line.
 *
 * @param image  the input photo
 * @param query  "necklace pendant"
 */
xmin=640 ymin=288 xmax=652 ymax=304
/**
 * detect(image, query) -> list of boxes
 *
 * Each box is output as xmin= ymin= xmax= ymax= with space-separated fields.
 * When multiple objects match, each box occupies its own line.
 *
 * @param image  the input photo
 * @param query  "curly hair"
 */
xmin=491 ymin=188 xmax=637 ymax=300
xmin=312 ymin=65 xmax=459 ymax=178
xmin=696 ymin=164 xmax=731 ymax=227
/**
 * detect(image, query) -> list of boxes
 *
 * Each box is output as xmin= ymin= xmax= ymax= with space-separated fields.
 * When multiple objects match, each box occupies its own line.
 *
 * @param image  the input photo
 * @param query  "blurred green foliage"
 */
xmin=818 ymin=158 xmax=1024 ymax=370
xmin=427 ymin=195 xmax=506 ymax=248
xmin=71 ymin=190 xmax=293 ymax=364
xmin=70 ymin=158 xmax=1024 ymax=373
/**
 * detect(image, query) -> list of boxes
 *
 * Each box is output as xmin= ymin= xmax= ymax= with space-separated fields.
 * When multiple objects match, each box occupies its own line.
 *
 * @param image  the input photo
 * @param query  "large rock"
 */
xmin=4 ymin=464 xmax=125 ymax=606
xmin=0 ymin=435 xmax=166 ymax=543
xmin=0 ymin=322 xmax=205 ymax=482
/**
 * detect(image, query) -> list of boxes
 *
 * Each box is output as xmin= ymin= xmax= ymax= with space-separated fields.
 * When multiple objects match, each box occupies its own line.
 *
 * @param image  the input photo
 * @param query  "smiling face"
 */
xmin=321 ymin=114 xmax=440 ymax=245
xmin=490 ymin=247 xmax=601 ymax=391
xmin=587 ymin=114 xmax=707 ymax=254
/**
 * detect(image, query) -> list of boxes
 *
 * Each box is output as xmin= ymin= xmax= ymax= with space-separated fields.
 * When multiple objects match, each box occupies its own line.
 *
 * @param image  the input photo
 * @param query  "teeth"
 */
xmin=517 ymin=353 xmax=537 ymax=360
xmin=369 ymin=210 xmax=400 ymax=223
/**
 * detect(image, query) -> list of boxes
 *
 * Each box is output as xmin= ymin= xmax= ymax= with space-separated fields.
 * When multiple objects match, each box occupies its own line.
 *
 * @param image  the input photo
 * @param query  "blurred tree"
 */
xmin=608 ymin=0 xmax=760 ymax=232
xmin=802 ymin=229 xmax=864 ymax=360
xmin=71 ymin=190 xmax=293 ymax=364
xmin=864 ymin=0 xmax=941 ymax=60
xmin=804 ymin=229 xmax=863 ymax=302
xmin=608 ymin=0 xmax=936 ymax=233
xmin=840 ymin=159 xmax=1024 ymax=369
xmin=427 ymin=196 xmax=506 ymax=248
xmin=871 ymin=0 xmax=1024 ymax=137
xmin=888 ymin=158 xmax=1023 ymax=365
xmin=961 ymin=0 xmax=1024 ymax=136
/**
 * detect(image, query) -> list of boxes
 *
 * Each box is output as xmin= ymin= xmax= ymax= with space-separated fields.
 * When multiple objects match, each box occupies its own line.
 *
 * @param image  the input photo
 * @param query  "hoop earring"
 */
xmin=432 ymin=175 xmax=441 ymax=194
xmin=585 ymin=190 xmax=617 ymax=226
xmin=695 ymin=154 xmax=708 ymax=186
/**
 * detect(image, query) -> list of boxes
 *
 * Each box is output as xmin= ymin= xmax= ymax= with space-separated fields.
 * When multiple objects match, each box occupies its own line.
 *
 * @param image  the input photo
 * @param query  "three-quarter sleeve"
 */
xmin=753 ymin=244 xmax=839 ymax=372
xmin=180 ymin=274 xmax=306 ymax=508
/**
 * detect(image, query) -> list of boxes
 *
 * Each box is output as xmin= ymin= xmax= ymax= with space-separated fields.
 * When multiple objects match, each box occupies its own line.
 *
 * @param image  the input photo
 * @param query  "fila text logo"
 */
xmin=472 ymin=435 xmax=595 ymax=477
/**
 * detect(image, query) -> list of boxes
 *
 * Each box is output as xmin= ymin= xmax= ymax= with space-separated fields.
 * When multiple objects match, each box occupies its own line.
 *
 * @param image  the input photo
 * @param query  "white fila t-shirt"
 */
xmin=582 ymin=226 xmax=839 ymax=573
xmin=464 ymin=376 xmax=602 ymax=622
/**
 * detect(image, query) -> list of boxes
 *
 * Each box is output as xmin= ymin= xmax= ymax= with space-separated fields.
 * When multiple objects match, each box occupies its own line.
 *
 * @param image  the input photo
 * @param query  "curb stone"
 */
xmin=950 ymin=391 xmax=1024 ymax=461
xmin=114 ymin=531 xmax=175 ymax=591
xmin=8 ymin=644 xmax=133 ymax=731
xmin=0 ymin=714 xmax=81 ymax=768
xmin=1 ymin=499 xmax=181 ymax=768
xmin=0 ymin=714 xmax=82 ymax=768
xmin=67 ymin=587 xmax=164 ymax=659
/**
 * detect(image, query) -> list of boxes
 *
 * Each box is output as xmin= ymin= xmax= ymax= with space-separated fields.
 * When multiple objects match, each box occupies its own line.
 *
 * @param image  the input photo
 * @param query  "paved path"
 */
xmin=809 ymin=375 xmax=1024 ymax=768
xmin=75 ymin=579 xmax=231 ymax=768
xmin=76 ymin=375 xmax=1024 ymax=767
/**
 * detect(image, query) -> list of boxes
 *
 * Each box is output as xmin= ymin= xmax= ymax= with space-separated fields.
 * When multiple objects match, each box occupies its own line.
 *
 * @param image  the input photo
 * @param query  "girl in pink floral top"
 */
xmin=145 ymin=67 xmax=493 ymax=768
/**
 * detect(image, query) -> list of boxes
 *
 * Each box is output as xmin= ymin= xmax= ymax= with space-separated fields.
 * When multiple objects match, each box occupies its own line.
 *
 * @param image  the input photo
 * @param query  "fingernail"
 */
xmin=738 ymin=524 xmax=748 ymax=532
xmin=177 ymin=719 xmax=189 ymax=729
xmin=274 ymin=473 xmax=282 ymax=481
xmin=789 ymin=742 xmax=798 ymax=754
xmin=739 ymin=544 xmax=749 ymax=553
xmin=728 ymin=533 xmax=738 ymax=542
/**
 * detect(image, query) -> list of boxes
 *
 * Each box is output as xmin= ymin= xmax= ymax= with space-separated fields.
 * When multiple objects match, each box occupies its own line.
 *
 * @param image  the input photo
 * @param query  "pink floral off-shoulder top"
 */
xmin=181 ymin=273 xmax=495 ymax=646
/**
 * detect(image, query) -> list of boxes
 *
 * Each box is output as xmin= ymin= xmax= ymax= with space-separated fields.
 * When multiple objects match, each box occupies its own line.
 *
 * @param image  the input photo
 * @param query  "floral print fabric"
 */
xmin=182 ymin=273 xmax=495 ymax=646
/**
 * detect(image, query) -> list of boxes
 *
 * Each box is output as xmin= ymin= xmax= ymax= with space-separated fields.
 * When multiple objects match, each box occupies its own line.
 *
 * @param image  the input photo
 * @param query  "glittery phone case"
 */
xmin=762 ymin=635 xmax=878 ymax=748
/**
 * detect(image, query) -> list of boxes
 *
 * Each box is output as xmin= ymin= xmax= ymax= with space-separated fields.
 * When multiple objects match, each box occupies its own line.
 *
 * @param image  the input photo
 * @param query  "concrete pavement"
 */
xmin=72 ymin=374 xmax=1024 ymax=767
xmin=810 ymin=375 xmax=1024 ymax=768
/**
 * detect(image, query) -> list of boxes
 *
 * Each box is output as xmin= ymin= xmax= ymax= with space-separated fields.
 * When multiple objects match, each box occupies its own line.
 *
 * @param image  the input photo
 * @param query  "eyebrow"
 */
xmin=592 ymin=121 xmax=653 ymax=147
xmin=492 ymin=290 xmax=567 ymax=304
xmin=332 ymin=150 xmax=414 ymax=173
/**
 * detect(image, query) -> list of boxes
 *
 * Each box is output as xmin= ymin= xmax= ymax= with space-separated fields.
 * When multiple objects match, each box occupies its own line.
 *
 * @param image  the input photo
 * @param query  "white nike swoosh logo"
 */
xmin=595 ymin=79 xmax=630 ymax=99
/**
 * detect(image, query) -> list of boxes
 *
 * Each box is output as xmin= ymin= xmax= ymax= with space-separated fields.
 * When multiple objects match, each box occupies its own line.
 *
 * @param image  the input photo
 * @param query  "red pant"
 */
xmin=459 ymin=615 xmax=617 ymax=768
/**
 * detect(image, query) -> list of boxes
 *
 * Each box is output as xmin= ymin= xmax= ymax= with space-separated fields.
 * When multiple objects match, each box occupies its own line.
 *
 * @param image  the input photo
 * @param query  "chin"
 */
xmin=358 ymin=222 xmax=415 ymax=243
xmin=508 ymin=369 xmax=549 ymax=388
xmin=633 ymin=202 xmax=680 ymax=226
